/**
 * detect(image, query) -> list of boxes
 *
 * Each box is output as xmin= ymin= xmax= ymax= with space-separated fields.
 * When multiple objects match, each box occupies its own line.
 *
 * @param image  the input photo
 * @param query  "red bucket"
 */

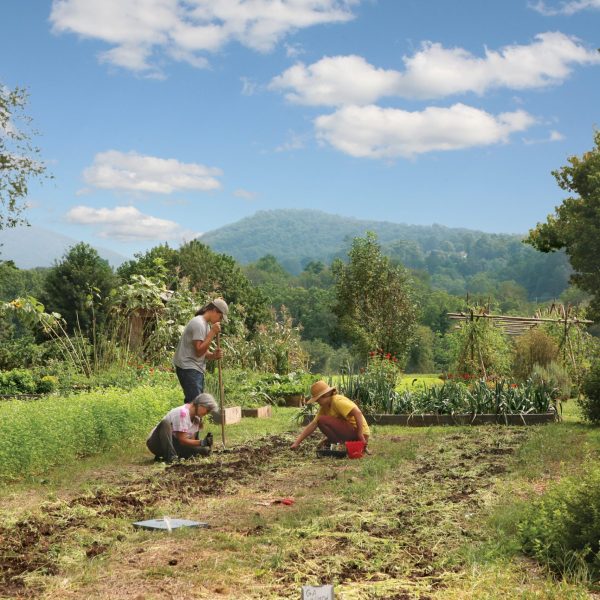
xmin=345 ymin=440 xmax=365 ymax=459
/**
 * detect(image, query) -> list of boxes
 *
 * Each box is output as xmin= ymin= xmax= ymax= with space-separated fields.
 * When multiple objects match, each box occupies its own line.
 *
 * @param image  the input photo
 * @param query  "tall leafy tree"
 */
xmin=177 ymin=239 xmax=269 ymax=331
xmin=0 ymin=85 xmax=49 ymax=229
xmin=332 ymin=232 xmax=418 ymax=361
xmin=526 ymin=131 xmax=600 ymax=318
xmin=42 ymin=243 xmax=115 ymax=335
xmin=116 ymin=243 xmax=178 ymax=286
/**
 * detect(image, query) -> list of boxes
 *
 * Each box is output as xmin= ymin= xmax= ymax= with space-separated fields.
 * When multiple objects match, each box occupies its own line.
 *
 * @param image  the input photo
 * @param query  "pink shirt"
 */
xmin=149 ymin=404 xmax=200 ymax=440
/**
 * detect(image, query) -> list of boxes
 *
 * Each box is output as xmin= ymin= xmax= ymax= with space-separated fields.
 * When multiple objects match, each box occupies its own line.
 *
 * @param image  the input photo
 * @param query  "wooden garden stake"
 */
xmin=217 ymin=332 xmax=226 ymax=448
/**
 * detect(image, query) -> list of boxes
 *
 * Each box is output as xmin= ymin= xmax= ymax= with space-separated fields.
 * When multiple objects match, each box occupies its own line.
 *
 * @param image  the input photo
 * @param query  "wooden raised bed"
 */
xmin=301 ymin=412 xmax=557 ymax=427
xmin=367 ymin=412 xmax=557 ymax=426
xmin=283 ymin=394 xmax=305 ymax=407
xmin=213 ymin=406 xmax=242 ymax=425
xmin=242 ymin=406 xmax=273 ymax=419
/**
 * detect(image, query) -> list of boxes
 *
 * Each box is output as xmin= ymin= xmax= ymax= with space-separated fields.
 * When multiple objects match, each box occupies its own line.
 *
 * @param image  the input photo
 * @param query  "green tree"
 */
xmin=406 ymin=325 xmax=436 ymax=373
xmin=526 ymin=131 xmax=600 ymax=318
xmin=42 ymin=243 xmax=115 ymax=335
xmin=244 ymin=254 xmax=291 ymax=286
xmin=332 ymin=232 xmax=418 ymax=362
xmin=0 ymin=85 xmax=49 ymax=229
xmin=0 ymin=261 xmax=46 ymax=301
xmin=116 ymin=244 xmax=178 ymax=286
xmin=177 ymin=239 xmax=269 ymax=332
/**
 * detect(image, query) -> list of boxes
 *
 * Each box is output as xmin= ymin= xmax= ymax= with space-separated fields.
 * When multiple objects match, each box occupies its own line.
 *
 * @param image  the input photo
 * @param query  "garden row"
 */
xmin=0 ymin=386 xmax=181 ymax=481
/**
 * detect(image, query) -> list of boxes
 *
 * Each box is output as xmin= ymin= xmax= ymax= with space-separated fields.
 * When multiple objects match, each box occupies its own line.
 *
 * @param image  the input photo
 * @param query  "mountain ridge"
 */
xmin=198 ymin=209 xmax=571 ymax=301
xmin=0 ymin=225 xmax=128 ymax=269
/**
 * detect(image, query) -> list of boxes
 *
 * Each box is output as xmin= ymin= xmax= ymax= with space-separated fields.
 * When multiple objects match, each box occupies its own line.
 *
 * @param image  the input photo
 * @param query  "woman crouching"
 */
xmin=290 ymin=380 xmax=370 ymax=450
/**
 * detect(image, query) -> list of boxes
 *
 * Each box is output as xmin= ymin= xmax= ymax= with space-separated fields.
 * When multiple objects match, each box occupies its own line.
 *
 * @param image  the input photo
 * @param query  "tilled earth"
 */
xmin=0 ymin=427 xmax=531 ymax=599
xmin=0 ymin=434 xmax=304 ymax=598
xmin=268 ymin=427 xmax=529 ymax=599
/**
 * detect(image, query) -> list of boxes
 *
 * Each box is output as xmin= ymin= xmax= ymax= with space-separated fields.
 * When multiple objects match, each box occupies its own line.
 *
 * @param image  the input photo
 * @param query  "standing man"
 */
xmin=173 ymin=298 xmax=229 ymax=403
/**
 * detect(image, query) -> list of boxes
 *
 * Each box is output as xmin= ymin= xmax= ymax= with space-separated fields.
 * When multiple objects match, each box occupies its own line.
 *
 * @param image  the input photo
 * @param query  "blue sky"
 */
xmin=1 ymin=0 xmax=599 ymax=258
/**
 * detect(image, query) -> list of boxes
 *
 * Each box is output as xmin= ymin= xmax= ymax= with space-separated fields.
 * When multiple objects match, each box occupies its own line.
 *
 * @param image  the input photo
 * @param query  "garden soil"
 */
xmin=0 ymin=428 xmax=532 ymax=599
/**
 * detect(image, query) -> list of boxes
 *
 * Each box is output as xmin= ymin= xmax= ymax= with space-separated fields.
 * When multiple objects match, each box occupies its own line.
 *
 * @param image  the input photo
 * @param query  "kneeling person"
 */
xmin=290 ymin=381 xmax=370 ymax=450
xmin=147 ymin=393 xmax=219 ymax=463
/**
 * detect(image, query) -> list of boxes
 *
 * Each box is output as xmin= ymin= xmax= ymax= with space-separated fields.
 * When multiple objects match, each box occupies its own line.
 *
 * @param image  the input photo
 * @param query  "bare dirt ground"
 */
xmin=1 ymin=424 xmax=564 ymax=600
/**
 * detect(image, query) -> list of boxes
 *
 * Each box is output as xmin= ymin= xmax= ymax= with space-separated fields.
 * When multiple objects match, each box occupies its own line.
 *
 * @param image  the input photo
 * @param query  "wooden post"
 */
xmin=217 ymin=332 xmax=226 ymax=448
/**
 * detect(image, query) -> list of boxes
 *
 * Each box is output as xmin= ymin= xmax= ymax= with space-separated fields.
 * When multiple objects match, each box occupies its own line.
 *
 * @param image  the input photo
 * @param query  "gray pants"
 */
xmin=146 ymin=419 xmax=210 ymax=461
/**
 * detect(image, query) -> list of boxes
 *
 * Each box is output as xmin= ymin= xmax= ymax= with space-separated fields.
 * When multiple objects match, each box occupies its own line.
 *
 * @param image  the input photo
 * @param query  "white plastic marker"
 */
xmin=301 ymin=585 xmax=334 ymax=599
xmin=163 ymin=516 xmax=172 ymax=533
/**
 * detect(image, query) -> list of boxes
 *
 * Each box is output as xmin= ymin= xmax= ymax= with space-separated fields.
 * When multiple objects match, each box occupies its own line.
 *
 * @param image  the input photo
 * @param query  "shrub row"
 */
xmin=0 ymin=386 xmax=180 ymax=481
xmin=519 ymin=464 xmax=600 ymax=582
xmin=0 ymin=369 xmax=58 ymax=395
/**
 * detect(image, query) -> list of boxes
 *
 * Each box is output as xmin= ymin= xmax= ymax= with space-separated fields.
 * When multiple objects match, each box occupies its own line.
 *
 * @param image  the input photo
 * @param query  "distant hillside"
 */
xmin=199 ymin=209 xmax=571 ymax=301
xmin=200 ymin=210 xmax=473 ymax=269
xmin=0 ymin=225 xmax=128 ymax=268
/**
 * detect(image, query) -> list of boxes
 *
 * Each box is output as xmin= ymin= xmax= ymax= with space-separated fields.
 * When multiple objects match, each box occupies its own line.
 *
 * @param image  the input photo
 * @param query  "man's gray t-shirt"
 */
xmin=173 ymin=315 xmax=210 ymax=372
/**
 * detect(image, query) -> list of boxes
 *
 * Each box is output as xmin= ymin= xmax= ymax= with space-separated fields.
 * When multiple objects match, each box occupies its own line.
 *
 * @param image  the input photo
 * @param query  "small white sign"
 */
xmin=301 ymin=584 xmax=334 ymax=600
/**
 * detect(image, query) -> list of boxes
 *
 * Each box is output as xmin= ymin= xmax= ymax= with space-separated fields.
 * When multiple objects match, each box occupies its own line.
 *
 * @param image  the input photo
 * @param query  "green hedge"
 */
xmin=0 ymin=386 xmax=180 ymax=481
xmin=519 ymin=465 xmax=600 ymax=581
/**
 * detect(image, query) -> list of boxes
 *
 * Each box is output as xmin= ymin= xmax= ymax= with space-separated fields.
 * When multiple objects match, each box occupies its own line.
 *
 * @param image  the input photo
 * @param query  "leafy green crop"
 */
xmin=0 ymin=386 xmax=179 ymax=481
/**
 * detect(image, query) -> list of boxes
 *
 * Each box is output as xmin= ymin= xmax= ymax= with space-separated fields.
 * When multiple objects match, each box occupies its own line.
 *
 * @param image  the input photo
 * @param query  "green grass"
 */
xmin=397 ymin=373 xmax=443 ymax=391
xmin=3 ymin=382 xmax=600 ymax=599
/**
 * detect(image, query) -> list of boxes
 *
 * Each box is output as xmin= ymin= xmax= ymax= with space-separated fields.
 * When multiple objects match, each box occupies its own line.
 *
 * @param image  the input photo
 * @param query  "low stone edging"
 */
xmin=302 ymin=412 xmax=557 ymax=427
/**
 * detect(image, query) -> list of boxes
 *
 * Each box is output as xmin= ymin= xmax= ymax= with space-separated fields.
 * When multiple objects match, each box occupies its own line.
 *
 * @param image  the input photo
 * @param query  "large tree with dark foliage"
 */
xmin=42 ymin=243 xmax=115 ymax=335
xmin=526 ymin=131 xmax=600 ymax=319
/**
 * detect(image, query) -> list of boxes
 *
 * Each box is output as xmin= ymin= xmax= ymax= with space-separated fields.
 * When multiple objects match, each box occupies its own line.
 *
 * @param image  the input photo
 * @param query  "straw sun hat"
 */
xmin=307 ymin=380 xmax=337 ymax=404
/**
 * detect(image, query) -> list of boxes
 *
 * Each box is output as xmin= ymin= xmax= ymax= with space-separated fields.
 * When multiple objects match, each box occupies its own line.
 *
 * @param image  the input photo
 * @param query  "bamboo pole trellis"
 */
xmin=448 ymin=303 xmax=594 ymax=375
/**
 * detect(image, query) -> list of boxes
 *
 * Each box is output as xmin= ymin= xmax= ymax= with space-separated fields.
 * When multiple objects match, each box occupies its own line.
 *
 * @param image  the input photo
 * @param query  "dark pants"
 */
xmin=175 ymin=367 xmax=204 ymax=403
xmin=146 ymin=419 xmax=210 ymax=461
xmin=317 ymin=415 xmax=362 ymax=443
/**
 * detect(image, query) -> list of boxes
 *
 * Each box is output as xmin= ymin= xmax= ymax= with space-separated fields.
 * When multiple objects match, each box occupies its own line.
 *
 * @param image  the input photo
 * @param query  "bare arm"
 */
xmin=175 ymin=431 xmax=203 ymax=448
xmin=350 ymin=407 xmax=366 ymax=442
xmin=290 ymin=418 xmax=319 ymax=449
xmin=192 ymin=323 xmax=221 ymax=358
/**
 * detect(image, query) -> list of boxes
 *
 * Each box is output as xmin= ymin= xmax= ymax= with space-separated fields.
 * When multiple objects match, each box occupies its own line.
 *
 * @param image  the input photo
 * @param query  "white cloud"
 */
xmin=315 ymin=104 xmax=536 ymax=158
xmin=275 ymin=130 xmax=309 ymax=151
xmin=241 ymin=76 xmax=259 ymax=96
xmin=284 ymin=42 xmax=305 ymax=58
xmin=234 ymin=188 xmax=257 ymax=200
xmin=270 ymin=54 xmax=402 ymax=105
xmin=82 ymin=151 xmax=223 ymax=194
xmin=66 ymin=205 xmax=199 ymax=241
xmin=530 ymin=0 xmax=600 ymax=15
xmin=270 ymin=32 xmax=600 ymax=105
xmin=523 ymin=129 xmax=565 ymax=144
xmin=50 ymin=0 xmax=358 ymax=74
